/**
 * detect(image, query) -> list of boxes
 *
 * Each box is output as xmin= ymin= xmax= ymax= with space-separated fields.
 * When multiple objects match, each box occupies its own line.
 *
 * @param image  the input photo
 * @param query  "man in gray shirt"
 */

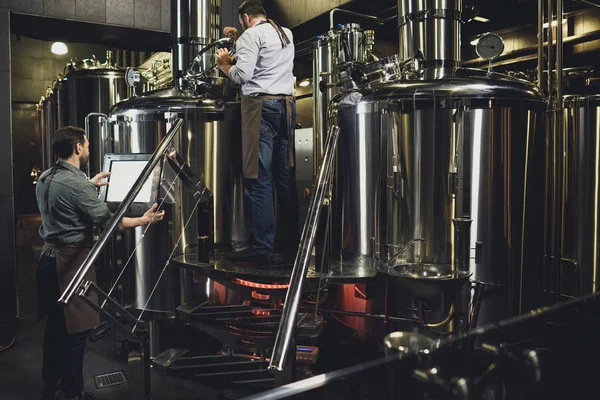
xmin=36 ymin=126 xmax=164 ymax=400
xmin=216 ymin=0 xmax=299 ymax=260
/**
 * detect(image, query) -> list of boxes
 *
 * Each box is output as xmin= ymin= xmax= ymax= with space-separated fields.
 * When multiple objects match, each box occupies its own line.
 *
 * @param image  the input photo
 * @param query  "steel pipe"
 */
xmin=557 ymin=0 xmax=563 ymax=107
xmin=84 ymin=112 xmax=109 ymax=177
xmin=538 ymin=0 xmax=544 ymax=92
xmin=329 ymin=8 xmax=381 ymax=30
xmin=58 ymin=117 xmax=184 ymax=305
xmin=269 ymin=125 xmax=341 ymax=373
xmin=547 ymin=0 xmax=554 ymax=104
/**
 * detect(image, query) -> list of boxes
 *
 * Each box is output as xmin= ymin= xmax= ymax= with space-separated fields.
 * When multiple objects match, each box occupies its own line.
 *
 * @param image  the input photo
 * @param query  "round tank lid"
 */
xmin=336 ymin=68 xmax=544 ymax=104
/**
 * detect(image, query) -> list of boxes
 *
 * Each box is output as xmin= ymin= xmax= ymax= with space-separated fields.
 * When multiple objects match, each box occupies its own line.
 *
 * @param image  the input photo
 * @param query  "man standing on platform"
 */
xmin=216 ymin=0 xmax=299 ymax=260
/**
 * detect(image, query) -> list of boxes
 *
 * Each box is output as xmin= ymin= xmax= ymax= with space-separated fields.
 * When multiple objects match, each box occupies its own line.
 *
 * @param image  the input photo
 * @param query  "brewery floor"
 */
xmin=1 ymin=215 xmax=219 ymax=399
xmin=0 ymin=316 xmax=220 ymax=400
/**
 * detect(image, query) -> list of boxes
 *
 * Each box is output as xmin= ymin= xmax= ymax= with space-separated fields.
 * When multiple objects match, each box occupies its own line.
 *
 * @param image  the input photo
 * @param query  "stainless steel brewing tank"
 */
xmin=63 ymin=68 xmax=128 ymax=176
xmin=44 ymin=87 xmax=58 ymax=167
xmin=108 ymin=88 xmax=247 ymax=312
xmin=37 ymin=100 xmax=48 ymax=169
xmin=331 ymin=69 xmax=546 ymax=324
xmin=560 ymin=94 xmax=600 ymax=296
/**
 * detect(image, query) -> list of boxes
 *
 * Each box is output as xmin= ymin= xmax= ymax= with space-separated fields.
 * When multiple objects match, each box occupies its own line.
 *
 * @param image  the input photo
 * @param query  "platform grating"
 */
xmin=93 ymin=370 xmax=128 ymax=389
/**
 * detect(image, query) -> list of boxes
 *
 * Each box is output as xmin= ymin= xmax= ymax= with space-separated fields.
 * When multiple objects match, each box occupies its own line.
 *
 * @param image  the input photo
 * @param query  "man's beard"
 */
xmin=80 ymin=155 xmax=89 ymax=170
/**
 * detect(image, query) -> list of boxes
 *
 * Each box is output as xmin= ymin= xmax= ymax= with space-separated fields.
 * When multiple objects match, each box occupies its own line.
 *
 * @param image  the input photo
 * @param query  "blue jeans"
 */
xmin=244 ymin=99 xmax=299 ymax=256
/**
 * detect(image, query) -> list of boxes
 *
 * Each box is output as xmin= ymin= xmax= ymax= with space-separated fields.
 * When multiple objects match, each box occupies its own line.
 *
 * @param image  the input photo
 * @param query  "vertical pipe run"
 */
xmin=547 ymin=0 xmax=554 ymax=104
xmin=556 ymin=0 xmax=563 ymax=107
xmin=171 ymin=0 xmax=221 ymax=85
xmin=538 ymin=0 xmax=544 ymax=93
xmin=555 ymin=0 xmax=564 ymax=303
xmin=398 ymin=0 xmax=462 ymax=68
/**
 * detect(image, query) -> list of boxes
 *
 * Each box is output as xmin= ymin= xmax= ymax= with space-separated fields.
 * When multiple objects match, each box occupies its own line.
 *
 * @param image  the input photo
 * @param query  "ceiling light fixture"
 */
xmin=473 ymin=16 xmax=490 ymax=23
xmin=543 ymin=18 xmax=567 ymax=28
xmin=51 ymin=42 xmax=68 ymax=55
xmin=298 ymin=79 xmax=311 ymax=87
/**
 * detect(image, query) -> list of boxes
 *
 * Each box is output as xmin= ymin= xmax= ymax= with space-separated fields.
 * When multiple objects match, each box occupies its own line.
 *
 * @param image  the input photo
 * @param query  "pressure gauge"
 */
xmin=475 ymin=33 xmax=505 ymax=61
xmin=125 ymin=67 xmax=141 ymax=88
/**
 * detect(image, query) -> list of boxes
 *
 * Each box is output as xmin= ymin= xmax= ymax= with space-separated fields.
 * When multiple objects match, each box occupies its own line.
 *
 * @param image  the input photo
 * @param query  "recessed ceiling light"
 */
xmin=298 ymin=79 xmax=311 ymax=87
xmin=51 ymin=42 xmax=68 ymax=55
xmin=473 ymin=16 xmax=490 ymax=23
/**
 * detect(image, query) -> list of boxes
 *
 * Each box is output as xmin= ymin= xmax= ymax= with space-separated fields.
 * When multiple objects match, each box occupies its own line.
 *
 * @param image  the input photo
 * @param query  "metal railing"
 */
xmin=268 ymin=125 xmax=340 ymax=372
xmin=58 ymin=117 xmax=184 ymax=305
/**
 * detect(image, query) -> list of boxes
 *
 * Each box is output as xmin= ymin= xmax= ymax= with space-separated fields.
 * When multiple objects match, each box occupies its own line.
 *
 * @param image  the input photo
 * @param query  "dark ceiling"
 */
xmin=10 ymin=13 xmax=171 ymax=52
xmin=10 ymin=0 xmax=600 ymax=65
xmin=291 ymin=0 xmax=597 ymax=47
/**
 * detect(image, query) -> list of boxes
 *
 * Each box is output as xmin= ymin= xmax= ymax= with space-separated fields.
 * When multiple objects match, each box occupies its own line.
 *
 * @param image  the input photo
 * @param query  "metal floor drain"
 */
xmin=93 ymin=370 xmax=128 ymax=389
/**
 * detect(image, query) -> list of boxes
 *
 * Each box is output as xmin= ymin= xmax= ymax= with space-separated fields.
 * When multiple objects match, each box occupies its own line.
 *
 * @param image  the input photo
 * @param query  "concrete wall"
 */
xmin=11 ymin=35 xmax=114 ymax=103
xmin=8 ymin=0 xmax=171 ymax=32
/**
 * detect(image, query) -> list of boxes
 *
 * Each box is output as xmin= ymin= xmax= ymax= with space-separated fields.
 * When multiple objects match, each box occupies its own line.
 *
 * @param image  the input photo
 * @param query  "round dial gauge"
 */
xmin=125 ymin=67 xmax=140 ymax=88
xmin=475 ymin=33 xmax=505 ymax=60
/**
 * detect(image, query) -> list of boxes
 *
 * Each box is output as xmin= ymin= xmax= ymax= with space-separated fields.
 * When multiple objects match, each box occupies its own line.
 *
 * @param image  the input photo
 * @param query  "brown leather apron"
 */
xmin=55 ymin=246 xmax=100 ymax=334
xmin=240 ymin=94 xmax=296 ymax=178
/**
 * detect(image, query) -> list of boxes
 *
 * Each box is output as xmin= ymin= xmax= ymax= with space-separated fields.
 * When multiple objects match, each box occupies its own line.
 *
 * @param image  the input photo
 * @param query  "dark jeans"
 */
xmin=37 ymin=251 xmax=89 ymax=398
xmin=244 ymin=99 xmax=299 ymax=256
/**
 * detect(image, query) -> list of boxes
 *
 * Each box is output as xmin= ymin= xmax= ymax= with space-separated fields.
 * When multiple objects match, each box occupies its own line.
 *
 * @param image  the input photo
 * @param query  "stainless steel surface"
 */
xmin=109 ymin=90 xmax=247 ymax=312
xmin=335 ymin=23 xmax=365 ymax=68
xmin=560 ymin=94 xmax=600 ymax=296
xmin=84 ymin=113 xmax=109 ymax=177
xmin=186 ymin=37 xmax=234 ymax=80
xmin=59 ymin=118 xmax=184 ymax=305
xmin=171 ymin=0 xmax=221 ymax=83
xmin=62 ymin=67 xmax=128 ymax=177
xmin=312 ymin=33 xmax=338 ymax=169
xmin=37 ymin=100 xmax=48 ymax=169
xmin=383 ymin=331 xmax=439 ymax=355
xmin=452 ymin=218 xmax=472 ymax=272
xmin=383 ymin=263 xmax=471 ymax=299
xmin=398 ymin=0 xmax=462 ymax=68
xmin=269 ymin=125 xmax=340 ymax=373
xmin=547 ymin=0 xmax=553 ymax=102
xmin=295 ymin=128 xmax=314 ymax=231
xmin=44 ymin=86 xmax=58 ymax=166
xmin=171 ymin=252 xmax=377 ymax=281
xmin=557 ymin=0 xmax=563 ymax=107
xmin=538 ymin=0 xmax=544 ymax=92
xmin=339 ymin=54 xmax=404 ymax=91
xmin=331 ymin=70 xmax=546 ymax=324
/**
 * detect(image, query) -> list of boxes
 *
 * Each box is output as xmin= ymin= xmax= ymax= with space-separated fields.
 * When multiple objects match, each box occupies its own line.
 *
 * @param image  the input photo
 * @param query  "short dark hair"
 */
xmin=238 ymin=0 xmax=266 ymax=17
xmin=52 ymin=126 xmax=86 ymax=160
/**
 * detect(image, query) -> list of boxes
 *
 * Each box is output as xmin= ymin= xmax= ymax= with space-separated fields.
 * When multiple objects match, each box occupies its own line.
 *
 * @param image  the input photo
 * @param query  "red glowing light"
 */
xmin=251 ymin=291 xmax=270 ymax=300
xmin=234 ymin=278 xmax=289 ymax=290
xmin=251 ymin=309 xmax=272 ymax=316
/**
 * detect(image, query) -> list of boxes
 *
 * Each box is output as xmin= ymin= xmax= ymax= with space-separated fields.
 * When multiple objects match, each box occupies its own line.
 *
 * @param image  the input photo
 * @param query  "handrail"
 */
xmin=329 ymin=8 xmax=382 ymax=30
xmin=58 ymin=117 xmax=185 ymax=305
xmin=268 ymin=125 xmax=340 ymax=372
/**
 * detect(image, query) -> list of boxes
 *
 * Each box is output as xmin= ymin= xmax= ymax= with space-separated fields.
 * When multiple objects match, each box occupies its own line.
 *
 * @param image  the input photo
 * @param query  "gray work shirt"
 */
xmin=229 ymin=21 xmax=295 ymax=96
xmin=36 ymin=161 xmax=113 ymax=246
